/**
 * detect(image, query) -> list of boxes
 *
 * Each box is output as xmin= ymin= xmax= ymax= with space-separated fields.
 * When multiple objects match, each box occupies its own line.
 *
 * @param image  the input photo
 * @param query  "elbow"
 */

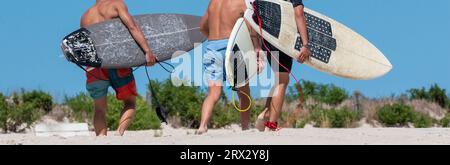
xmin=199 ymin=26 xmax=208 ymax=35
xmin=199 ymin=26 xmax=205 ymax=33
xmin=294 ymin=8 xmax=305 ymax=19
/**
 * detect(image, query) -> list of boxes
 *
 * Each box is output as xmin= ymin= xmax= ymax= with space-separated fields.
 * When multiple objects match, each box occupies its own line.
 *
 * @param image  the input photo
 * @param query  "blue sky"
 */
xmin=0 ymin=0 xmax=449 ymax=102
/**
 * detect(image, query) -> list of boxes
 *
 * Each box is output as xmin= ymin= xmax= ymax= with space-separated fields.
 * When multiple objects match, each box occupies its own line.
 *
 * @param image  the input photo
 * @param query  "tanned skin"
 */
xmin=80 ymin=0 xmax=156 ymax=136
xmin=257 ymin=3 xmax=311 ymax=131
xmin=197 ymin=0 xmax=262 ymax=134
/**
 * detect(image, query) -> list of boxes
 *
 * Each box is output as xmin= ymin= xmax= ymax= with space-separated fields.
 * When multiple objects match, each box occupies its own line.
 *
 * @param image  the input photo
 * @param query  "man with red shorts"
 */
xmin=81 ymin=0 xmax=156 ymax=136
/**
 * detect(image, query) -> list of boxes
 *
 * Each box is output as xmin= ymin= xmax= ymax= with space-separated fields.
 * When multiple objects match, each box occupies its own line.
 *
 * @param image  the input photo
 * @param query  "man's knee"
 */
xmin=123 ymin=97 xmax=136 ymax=109
xmin=207 ymin=87 xmax=222 ymax=101
xmin=277 ymin=73 xmax=290 ymax=85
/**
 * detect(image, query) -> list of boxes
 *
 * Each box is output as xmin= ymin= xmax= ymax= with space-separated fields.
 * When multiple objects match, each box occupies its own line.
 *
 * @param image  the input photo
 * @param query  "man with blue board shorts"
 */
xmin=197 ymin=0 xmax=262 ymax=134
xmin=81 ymin=0 xmax=156 ymax=136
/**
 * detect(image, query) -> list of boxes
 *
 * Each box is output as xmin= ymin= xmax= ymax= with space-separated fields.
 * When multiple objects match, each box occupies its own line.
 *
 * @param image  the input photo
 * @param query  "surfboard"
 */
xmin=61 ymin=14 xmax=206 ymax=68
xmin=244 ymin=0 xmax=392 ymax=80
xmin=225 ymin=18 xmax=258 ymax=89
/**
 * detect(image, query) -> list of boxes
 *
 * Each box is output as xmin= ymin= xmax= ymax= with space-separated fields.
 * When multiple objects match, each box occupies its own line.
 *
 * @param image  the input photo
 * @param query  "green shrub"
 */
xmin=65 ymin=93 xmax=160 ymax=130
xmin=0 ymin=93 xmax=8 ymax=132
xmin=211 ymin=103 xmax=240 ymax=128
xmin=327 ymin=108 xmax=358 ymax=128
xmin=149 ymin=79 xmax=203 ymax=128
xmin=295 ymin=118 xmax=309 ymax=128
xmin=106 ymin=95 xmax=160 ymax=130
xmin=309 ymin=106 xmax=358 ymax=128
xmin=130 ymin=97 xmax=161 ymax=130
xmin=64 ymin=93 xmax=94 ymax=123
xmin=7 ymin=102 xmax=42 ymax=132
xmin=376 ymin=103 xmax=433 ymax=128
xmin=322 ymin=85 xmax=348 ymax=106
xmin=22 ymin=90 xmax=53 ymax=112
xmin=412 ymin=113 xmax=433 ymax=128
xmin=288 ymin=80 xmax=348 ymax=106
xmin=408 ymin=84 xmax=449 ymax=108
xmin=376 ymin=104 xmax=415 ymax=126
xmin=0 ymin=93 xmax=43 ymax=133
xmin=440 ymin=114 xmax=450 ymax=127
xmin=309 ymin=107 xmax=328 ymax=127
xmin=408 ymin=87 xmax=428 ymax=100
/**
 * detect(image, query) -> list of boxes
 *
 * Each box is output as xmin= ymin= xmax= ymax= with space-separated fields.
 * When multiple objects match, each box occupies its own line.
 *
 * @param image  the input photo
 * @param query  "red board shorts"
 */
xmin=85 ymin=67 xmax=137 ymax=100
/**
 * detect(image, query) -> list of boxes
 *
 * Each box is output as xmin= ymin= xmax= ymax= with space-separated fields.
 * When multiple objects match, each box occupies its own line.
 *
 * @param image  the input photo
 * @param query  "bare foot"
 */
xmin=195 ymin=127 xmax=208 ymax=135
xmin=255 ymin=108 xmax=269 ymax=132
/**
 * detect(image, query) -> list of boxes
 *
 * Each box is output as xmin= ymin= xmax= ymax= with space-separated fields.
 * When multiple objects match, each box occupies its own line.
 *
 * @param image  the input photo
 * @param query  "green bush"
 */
xmin=7 ymin=102 xmax=42 ymax=132
xmin=105 ymin=95 xmax=160 ymax=130
xmin=288 ymin=80 xmax=348 ymax=106
xmin=22 ymin=90 xmax=53 ymax=112
xmin=440 ymin=114 xmax=450 ymax=127
xmin=295 ymin=118 xmax=309 ymax=128
xmin=309 ymin=106 xmax=358 ymax=128
xmin=0 ymin=93 xmax=8 ymax=132
xmin=211 ymin=102 xmax=240 ymax=128
xmin=0 ymin=93 xmax=43 ymax=133
xmin=376 ymin=104 xmax=433 ymax=128
xmin=377 ymin=104 xmax=415 ymax=126
xmin=428 ymin=84 xmax=448 ymax=108
xmin=149 ymin=79 xmax=203 ymax=128
xmin=64 ymin=93 xmax=94 ymax=123
xmin=412 ymin=113 xmax=433 ymax=128
xmin=65 ymin=93 xmax=160 ymax=130
xmin=328 ymin=108 xmax=358 ymax=128
xmin=322 ymin=85 xmax=348 ymax=106
xmin=408 ymin=84 xmax=449 ymax=108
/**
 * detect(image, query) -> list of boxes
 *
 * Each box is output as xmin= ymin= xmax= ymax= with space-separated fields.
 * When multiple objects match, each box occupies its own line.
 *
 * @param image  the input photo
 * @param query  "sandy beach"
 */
xmin=1 ymin=124 xmax=450 ymax=145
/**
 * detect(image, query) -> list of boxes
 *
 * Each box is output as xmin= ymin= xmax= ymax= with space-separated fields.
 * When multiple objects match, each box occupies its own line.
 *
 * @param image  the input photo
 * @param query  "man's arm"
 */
xmin=115 ymin=2 xmax=156 ymax=65
xmin=294 ymin=5 xmax=311 ymax=63
xmin=247 ymin=21 xmax=265 ymax=74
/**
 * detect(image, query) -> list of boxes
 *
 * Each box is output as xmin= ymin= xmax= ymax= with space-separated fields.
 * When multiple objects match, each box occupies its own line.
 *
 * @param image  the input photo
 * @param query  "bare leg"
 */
xmin=197 ymin=82 xmax=222 ymax=135
xmin=117 ymin=96 xmax=136 ymax=136
xmin=94 ymin=97 xmax=108 ymax=136
xmin=237 ymin=84 xmax=251 ymax=130
xmin=267 ymin=72 xmax=290 ymax=130
xmin=256 ymin=98 xmax=271 ymax=132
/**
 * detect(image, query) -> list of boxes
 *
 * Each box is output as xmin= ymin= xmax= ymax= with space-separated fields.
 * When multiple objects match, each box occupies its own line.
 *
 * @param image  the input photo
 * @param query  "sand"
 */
xmin=1 ymin=124 xmax=450 ymax=145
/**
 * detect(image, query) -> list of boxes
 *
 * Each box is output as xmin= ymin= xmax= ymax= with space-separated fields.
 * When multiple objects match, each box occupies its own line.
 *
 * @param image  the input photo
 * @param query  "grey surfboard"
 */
xmin=61 ymin=14 xmax=206 ymax=68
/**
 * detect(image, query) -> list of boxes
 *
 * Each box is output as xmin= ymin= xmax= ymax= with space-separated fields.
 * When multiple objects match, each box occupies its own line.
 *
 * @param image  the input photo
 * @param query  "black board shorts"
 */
xmin=263 ymin=40 xmax=293 ymax=73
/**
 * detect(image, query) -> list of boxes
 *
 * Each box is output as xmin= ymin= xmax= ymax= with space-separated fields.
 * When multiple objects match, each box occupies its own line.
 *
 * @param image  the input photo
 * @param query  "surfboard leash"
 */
xmin=145 ymin=64 xmax=169 ymax=124
xmin=253 ymin=2 xmax=304 ymax=131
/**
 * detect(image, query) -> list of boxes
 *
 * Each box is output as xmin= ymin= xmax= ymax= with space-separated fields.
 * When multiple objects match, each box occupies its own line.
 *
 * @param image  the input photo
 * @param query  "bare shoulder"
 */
xmin=235 ymin=0 xmax=247 ymax=16
xmin=110 ymin=0 xmax=127 ymax=10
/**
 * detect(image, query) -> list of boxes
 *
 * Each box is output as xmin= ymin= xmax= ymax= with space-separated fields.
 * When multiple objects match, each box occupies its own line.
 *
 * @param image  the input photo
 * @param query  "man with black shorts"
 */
xmin=256 ymin=0 xmax=311 ymax=131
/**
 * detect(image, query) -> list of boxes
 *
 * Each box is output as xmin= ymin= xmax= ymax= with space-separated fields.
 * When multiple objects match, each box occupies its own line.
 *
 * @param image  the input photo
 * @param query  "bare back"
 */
xmin=205 ymin=0 xmax=247 ymax=40
xmin=80 ymin=0 xmax=121 ymax=27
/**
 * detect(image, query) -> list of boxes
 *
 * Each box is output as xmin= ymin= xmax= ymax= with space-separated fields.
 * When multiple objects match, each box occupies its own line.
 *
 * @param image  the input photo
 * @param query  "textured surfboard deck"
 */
xmin=61 ymin=14 xmax=206 ymax=68
xmin=244 ymin=0 xmax=392 ymax=80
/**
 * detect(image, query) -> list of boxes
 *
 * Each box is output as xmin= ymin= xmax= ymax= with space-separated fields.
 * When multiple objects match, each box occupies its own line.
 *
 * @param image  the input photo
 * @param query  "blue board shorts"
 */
xmin=203 ymin=39 xmax=229 ymax=82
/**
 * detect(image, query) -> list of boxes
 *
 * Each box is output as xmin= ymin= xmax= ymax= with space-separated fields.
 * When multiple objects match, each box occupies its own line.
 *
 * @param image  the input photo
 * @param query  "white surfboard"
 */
xmin=225 ymin=18 xmax=258 ymax=88
xmin=244 ymin=0 xmax=392 ymax=80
